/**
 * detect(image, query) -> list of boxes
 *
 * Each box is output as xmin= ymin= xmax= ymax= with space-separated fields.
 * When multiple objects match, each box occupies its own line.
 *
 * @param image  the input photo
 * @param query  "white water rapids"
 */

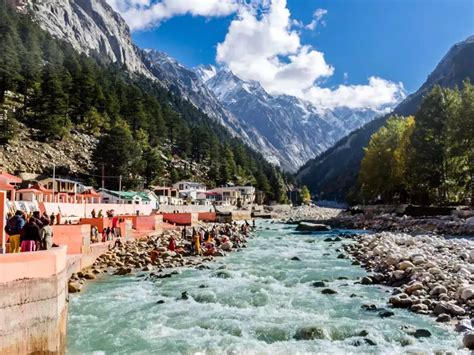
xmin=68 ymin=221 xmax=464 ymax=354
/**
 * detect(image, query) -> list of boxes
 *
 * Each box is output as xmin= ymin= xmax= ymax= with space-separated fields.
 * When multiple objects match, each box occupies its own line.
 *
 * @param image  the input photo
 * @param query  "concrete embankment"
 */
xmin=0 ymin=247 xmax=69 ymax=354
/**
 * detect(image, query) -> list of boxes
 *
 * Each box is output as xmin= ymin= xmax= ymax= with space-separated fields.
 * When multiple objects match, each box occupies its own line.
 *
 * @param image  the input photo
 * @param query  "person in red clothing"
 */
xmin=111 ymin=215 xmax=119 ymax=238
xmin=168 ymin=236 xmax=176 ymax=252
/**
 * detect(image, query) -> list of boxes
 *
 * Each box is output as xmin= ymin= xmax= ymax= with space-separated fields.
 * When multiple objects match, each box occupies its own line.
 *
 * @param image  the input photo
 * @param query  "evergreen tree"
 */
xmin=34 ymin=64 xmax=71 ymax=140
xmin=408 ymin=86 xmax=460 ymax=204
xmin=0 ymin=7 xmax=21 ymax=102
xmin=93 ymin=119 xmax=139 ymax=190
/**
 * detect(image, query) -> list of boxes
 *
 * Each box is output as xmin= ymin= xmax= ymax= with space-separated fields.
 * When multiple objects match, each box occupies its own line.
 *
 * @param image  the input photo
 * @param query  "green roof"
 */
xmin=100 ymin=189 xmax=151 ymax=202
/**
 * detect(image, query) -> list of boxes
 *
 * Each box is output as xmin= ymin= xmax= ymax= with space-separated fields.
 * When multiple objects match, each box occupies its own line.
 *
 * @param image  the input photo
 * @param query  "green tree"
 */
xmin=0 ymin=111 xmax=19 ymax=144
xmin=447 ymin=80 xmax=474 ymax=204
xmin=34 ymin=64 xmax=71 ymax=140
xmin=408 ymin=86 xmax=460 ymax=204
xmin=93 ymin=119 xmax=140 ymax=190
xmin=82 ymin=107 xmax=109 ymax=136
xmin=298 ymin=185 xmax=311 ymax=205
xmin=358 ymin=115 xmax=415 ymax=203
xmin=0 ymin=7 xmax=21 ymax=102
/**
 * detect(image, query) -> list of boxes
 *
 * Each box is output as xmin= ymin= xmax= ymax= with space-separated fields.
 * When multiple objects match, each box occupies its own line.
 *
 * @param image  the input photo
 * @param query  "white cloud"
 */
xmin=216 ymin=0 xmax=405 ymax=110
xmin=306 ymin=77 xmax=405 ymax=110
xmin=106 ymin=0 xmax=240 ymax=31
xmin=305 ymin=8 xmax=327 ymax=30
xmin=109 ymin=0 xmax=405 ymax=110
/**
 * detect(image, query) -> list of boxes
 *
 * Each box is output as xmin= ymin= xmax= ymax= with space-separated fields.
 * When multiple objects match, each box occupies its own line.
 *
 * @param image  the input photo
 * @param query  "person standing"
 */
xmin=20 ymin=218 xmax=41 ymax=252
xmin=91 ymin=209 xmax=96 ymax=218
xmin=40 ymin=219 xmax=54 ymax=250
xmin=5 ymin=211 xmax=25 ymax=253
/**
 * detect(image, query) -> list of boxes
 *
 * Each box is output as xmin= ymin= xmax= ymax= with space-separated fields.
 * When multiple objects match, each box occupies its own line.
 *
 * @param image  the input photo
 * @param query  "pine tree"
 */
xmin=34 ymin=64 xmax=71 ymax=140
xmin=0 ymin=7 xmax=21 ymax=102
xmin=408 ymin=86 xmax=460 ymax=204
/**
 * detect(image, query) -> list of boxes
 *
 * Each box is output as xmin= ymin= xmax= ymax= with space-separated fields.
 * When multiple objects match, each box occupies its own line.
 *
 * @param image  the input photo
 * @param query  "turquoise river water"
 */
xmin=68 ymin=221 xmax=465 ymax=354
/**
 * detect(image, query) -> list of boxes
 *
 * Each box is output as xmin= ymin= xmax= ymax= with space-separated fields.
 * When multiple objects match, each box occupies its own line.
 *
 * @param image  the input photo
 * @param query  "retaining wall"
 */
xmin=41 ymin=202 xmax=154 ymax=218
xmin=162 ymin=213 xmax=198 ymax=226
xmin=198 ymin=212 xmax=217 ymax=222
xmin=0 ymin=246 xmax=68 ymax=354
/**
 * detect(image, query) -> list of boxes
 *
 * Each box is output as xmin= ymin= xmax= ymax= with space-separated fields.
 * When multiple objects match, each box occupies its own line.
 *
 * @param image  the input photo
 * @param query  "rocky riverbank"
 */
xmin=68 ymin=223 xmax=251 ymax=294
xmin=274 ymin=205 xmax=342 ymax=222
xmin=343 ymin=231 xmax=474 ymax=349
xmin=329 ymin=209 xmax=474 ymax=236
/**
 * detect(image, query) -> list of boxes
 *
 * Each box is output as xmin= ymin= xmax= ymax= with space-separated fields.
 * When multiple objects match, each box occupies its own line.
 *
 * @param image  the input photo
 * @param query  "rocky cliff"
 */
xmin=24 ymin=0 xmax=151 ymax=77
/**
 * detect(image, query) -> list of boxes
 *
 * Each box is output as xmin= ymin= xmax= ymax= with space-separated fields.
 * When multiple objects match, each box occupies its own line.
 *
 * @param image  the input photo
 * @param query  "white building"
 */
xmin=152 ymin=186 xmax=183 ymax=206
xmin=207 ymin=186 xmax=256 ymax=206
xmin=172 ymin=181 xmax=207 ymax=201
xmin=99 ymin=189 xmax=158 ymax=208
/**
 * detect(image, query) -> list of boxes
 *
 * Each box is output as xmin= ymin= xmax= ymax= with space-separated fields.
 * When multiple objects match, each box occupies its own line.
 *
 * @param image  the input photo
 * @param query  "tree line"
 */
xmin=0 ymin=4 xmax=289 ymax=203
xmin=355 ymin=82 xmax=474 ymax=206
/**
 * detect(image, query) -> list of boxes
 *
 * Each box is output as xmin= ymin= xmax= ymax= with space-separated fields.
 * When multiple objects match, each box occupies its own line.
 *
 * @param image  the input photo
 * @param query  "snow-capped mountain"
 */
xmin=16 ymin=0 xmax=398 ymax=172
xmin=196 ymin=66 xmax=387 ymax=172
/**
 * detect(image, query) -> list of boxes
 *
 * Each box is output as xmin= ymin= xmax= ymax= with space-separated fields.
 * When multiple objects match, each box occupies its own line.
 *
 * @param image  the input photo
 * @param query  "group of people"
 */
xmin=4 ymin=210 xmax=56 ymax=253
xmin=163 ymin=220 xmax=255 ymax=257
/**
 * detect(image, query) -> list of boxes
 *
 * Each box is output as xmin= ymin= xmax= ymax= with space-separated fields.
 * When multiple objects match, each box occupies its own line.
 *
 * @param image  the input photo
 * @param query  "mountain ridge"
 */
xmin=297 ymin=35 xmax=474 ymax=201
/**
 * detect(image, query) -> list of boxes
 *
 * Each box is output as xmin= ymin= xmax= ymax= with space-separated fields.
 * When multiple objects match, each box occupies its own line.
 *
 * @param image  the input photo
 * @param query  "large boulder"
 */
xmin=296 ymin=222 xmax=331 ymax=232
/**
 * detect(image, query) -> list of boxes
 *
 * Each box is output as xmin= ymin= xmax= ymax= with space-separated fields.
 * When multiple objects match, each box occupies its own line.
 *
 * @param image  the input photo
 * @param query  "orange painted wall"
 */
xmin=0 ymin=192 xmax=5 ymax=253
xmin=135 ymin=215 xmax=156 ymax=231
xmin=162 ymin=213 xmax=192 ymax=226
xmin=0 ymin=246 xmax=67 ymax=283
xmin=198 ymin=212 xmax=216 ymax=222
xmin=52 ymin=225 xmax=90 ymax=255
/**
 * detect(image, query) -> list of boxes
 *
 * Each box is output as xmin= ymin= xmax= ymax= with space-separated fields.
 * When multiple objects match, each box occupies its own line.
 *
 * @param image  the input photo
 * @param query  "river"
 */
xmin=68 ymin=221 xmax=464 ymax=354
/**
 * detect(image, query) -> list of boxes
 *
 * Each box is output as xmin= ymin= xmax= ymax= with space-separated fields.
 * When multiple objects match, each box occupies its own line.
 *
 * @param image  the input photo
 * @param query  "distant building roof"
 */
xmin=99 ymin=189 xmax=151 ymax=202
xmin=0 ymin=172 xmax=22 ymax=184
xmin=0 ymin=180 xmax=14 ymax=191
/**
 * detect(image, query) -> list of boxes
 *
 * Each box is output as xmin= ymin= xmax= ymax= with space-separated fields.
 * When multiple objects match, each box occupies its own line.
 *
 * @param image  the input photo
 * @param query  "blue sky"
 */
xmin=109 ymin=0 xmax=473 ymax=109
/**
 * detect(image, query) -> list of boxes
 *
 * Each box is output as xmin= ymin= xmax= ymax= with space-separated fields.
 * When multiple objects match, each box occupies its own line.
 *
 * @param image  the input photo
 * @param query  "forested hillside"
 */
xmin=0 ymin=4 xmax=289 ymax=202
xmin=297 ymin=35 xmax=474 ymax=202
xmin=357 ymin=83 xmax=473 ymax=205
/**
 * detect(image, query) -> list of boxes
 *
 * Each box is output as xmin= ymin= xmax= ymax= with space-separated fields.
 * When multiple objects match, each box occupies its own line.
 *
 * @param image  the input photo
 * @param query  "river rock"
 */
xmin=430 ymin=285 xmax=447 ymax=296
xmin=83 ymin=272 xmax=96 ymax=280
xmin=68 ymin=282 xmax=82 ymax=293
xmin=291 ymin=256 xmax=301 ymax=261
xmin=436 ymin=313 xmax=451 ymax=322
xmin=389 ymin=293 xmax=412 ymax=308
xmin=321 ymin=288 xmax=337 ymax=295
xmin=463 ymin=332 xmax=474 ymax=349
xmin=392 ymin=270 xmax=405 ymax=280
xmin=361 ymin=276 xmax=373 ymax=285
xmin=405 ymin=282 xmax=423 ymax=295
xmin=433 ymin=302 xmax=450 ymax=315
xmin=114 ymin=267 xmax=132 ymax=276
xmin=412 ymin=329 xmax=432 ymax=338
xmin=447 ymin=303 xmax=466 ymax=316
xmin=411 ymin=303 xmax=428 ymax=312
xmin=456 ymin=319 xmax=473 ymax=332
xmin=398 ymin=261 xmax=414 ymax=271
xmin=459 ymin=286 xmax=474 ymax=301
xmin=312 ymin=281 xmax=326 ymax=288
xmin=378 ymin=310 xmax=395 ymax=318
xmin=294 ymin=326 xmax=327 ymax=340
xmin=296 ymin=222 xmax=331 ymax=232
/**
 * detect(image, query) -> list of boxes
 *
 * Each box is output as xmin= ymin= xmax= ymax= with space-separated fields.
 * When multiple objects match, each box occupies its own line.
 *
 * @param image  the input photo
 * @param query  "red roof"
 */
xmin=0 ymin=172 xmax=22 ymax=184
xmin=0 ymin=181 xmax=15 ymax=191
xmin=81 ymin=189 xmax=100 ymax=197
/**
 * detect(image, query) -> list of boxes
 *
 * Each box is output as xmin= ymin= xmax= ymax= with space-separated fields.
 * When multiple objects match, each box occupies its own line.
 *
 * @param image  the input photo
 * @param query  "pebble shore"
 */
xmin=68 ymin=224 xmax=250 ymax=294
xmin=344 ymin=231 xmax=474 ymax=349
